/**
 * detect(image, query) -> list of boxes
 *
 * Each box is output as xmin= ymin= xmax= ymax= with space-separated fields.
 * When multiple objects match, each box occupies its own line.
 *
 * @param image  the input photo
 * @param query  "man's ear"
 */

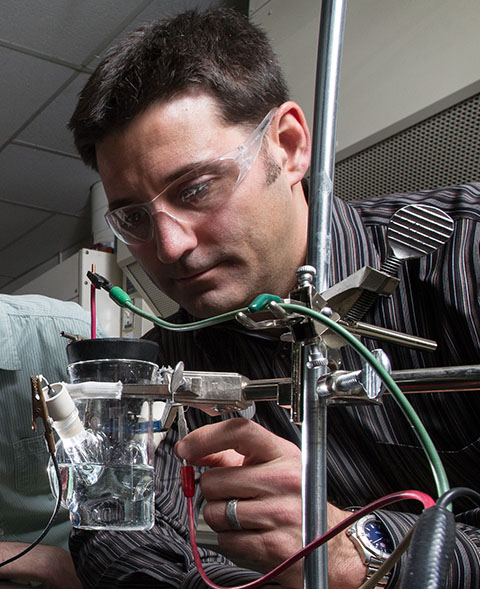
xmin=270 ymin=101 xmax=311 ymax=186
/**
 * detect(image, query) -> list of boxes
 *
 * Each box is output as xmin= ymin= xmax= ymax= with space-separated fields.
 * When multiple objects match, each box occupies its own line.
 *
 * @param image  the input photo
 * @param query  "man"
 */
xmin=0 ymin=294 xmax=93 ymax=588
xmin=68 ymin=8 xmax=480 ymax=588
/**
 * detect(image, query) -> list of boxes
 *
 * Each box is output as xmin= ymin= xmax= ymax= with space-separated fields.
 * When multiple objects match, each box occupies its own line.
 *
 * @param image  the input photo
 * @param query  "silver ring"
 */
xmin=225 ymin=498 xmax=243 ymax=530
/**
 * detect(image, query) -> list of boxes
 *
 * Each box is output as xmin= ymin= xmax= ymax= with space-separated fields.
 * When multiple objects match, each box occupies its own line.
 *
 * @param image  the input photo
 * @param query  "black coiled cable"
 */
xmin=400 ymin=487 xmax=480 ymax=588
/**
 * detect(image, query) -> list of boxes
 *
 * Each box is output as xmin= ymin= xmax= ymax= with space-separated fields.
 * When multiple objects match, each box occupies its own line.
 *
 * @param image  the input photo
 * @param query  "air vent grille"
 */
xmin=334 ymin=93 xmax=480 ymax=201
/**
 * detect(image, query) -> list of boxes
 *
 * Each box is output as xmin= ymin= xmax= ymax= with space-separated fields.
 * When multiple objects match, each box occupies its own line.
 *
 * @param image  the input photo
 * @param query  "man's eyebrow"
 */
xmin=162 ymin=157 xmax=212 ymax=185
xmin=108 ymin=157 xmax=217 ymax=210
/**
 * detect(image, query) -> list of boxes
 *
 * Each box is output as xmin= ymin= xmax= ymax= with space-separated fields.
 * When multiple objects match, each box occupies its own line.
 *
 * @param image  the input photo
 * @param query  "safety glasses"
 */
xmin=105 ymin=108 xmax=277 ymax=245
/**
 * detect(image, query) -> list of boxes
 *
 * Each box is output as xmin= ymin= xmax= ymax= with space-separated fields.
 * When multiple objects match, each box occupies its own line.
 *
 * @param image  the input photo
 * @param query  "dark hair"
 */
xmin=69 ymin=7 xmax=289 ymax=170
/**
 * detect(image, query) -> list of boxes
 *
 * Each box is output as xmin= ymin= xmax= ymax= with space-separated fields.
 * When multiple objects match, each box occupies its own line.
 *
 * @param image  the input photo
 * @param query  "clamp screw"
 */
xmin=296 ymin=265 xmax=317 ymax=287
xmin=306 ymin=345 xmax=328 ymax=369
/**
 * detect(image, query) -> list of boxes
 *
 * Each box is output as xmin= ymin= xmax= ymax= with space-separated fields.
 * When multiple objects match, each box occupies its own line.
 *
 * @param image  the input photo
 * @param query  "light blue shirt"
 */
xmin=0 ymin=294 xmax=97 ymax=550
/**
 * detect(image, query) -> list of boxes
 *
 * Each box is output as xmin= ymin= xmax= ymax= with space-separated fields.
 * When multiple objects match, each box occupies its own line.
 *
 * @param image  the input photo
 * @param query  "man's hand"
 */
xmin=176 ymin=418 xmax=367 ymax=588
xmin=0 ymin=543 xmax=82 ymax=589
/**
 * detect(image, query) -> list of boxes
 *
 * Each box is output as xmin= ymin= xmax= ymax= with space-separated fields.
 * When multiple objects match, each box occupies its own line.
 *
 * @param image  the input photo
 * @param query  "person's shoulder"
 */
xmin=349 ymin=182 xmax=480 ymax=224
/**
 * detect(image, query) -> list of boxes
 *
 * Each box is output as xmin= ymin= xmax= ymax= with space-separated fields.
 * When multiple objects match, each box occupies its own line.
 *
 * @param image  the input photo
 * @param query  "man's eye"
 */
xmin=178 ymin=179 xmax=214 ymax=204
xmin=123 ymin=208 xmax=148 ymax=225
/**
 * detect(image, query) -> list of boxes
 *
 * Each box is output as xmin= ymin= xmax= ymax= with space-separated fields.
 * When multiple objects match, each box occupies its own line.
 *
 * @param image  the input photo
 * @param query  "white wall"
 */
xmin=250 ymin=0 xmax=480 ymax=158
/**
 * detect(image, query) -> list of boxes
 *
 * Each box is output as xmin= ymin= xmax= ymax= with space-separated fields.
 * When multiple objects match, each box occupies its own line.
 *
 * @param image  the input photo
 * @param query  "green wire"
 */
xmin=124 ymin=300 xmax=249 ymax=332
xmin=109 ymin=285 xmax=449 ymax=497
xmin=108 ymin=285 xmax=248 ymax=331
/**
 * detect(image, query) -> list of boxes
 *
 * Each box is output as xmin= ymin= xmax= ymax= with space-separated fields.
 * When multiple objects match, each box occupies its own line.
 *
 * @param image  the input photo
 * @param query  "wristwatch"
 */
xmin=346 ymin=514 xmax=394 ymax=587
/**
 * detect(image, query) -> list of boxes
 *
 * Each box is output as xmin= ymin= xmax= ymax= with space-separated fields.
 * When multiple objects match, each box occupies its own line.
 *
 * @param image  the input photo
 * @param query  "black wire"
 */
xmin=0 ymin=451 xmax=62 ymax=568
xmin=436 ymin=487 xmax=480 ymax=511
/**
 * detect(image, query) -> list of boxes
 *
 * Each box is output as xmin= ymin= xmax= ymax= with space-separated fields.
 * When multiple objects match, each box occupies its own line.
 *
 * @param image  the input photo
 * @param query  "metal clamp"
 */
xmin=31 ymin=376 xmax=56 ymax=454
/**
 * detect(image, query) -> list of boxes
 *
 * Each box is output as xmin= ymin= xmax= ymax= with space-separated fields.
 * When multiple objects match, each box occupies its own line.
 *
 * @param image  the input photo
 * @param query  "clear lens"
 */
xmin=106 ymin=159 xmax=240 ymax=244
xmin=163 ymin=159 xmax=239 ymax=213
xmin=106 ymin=207 xmax=153 ymax=245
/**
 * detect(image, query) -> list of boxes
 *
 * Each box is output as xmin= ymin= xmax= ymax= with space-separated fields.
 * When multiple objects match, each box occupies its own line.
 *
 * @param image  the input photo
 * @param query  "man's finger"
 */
xmin=203 ymin=495 xmax=301 ymax=532
xmin=199 ymin=458 xmax=300 ymax=501
xmin=175 ymin=418 xmax=298 ymax=465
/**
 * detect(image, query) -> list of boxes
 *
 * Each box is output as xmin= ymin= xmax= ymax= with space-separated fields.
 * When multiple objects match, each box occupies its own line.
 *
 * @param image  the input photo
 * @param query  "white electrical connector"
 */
xmin=44 ymin=382 xmax=85 ymax=439
xmin=44 ymin=383 xmax=103 ymax=485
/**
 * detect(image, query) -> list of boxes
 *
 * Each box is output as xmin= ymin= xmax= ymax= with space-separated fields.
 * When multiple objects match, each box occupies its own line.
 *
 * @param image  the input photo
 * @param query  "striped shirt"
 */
xmin=70 ymin=183 xmax=480 ymax=588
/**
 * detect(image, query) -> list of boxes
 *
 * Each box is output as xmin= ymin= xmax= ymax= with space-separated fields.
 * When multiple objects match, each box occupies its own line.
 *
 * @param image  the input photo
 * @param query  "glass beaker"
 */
xmin=48 ymin=338 xmax=160 ymax=531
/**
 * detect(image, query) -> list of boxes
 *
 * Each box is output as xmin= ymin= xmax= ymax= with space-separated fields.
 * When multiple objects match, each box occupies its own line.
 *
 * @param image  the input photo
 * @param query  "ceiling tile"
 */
xmin=0 ymin=1 xmax=151 ymax=65
xmin=0 ymin=144 xmax=99 ymax=215
xmin=0 ymin=276 xmax=15 ymax=290
xmin=0 ymin=202 xmax=51 ymax=251
xmin=17 ymin=74 xmax=90 ymax=155
xmin=0 ymin=47 xmax=73 ymax=146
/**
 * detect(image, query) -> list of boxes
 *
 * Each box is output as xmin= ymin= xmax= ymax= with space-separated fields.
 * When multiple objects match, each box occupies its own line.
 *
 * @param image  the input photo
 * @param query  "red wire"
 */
xmin=182 ymin=465 xmax=434 ymax=589
xmin=90 ymin=282 xmax=96 ymax=339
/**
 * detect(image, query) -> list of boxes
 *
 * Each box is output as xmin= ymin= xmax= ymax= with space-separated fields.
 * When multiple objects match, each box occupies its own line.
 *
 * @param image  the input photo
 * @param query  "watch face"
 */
xmin=363 ymin=519 xmax=394 ymax=555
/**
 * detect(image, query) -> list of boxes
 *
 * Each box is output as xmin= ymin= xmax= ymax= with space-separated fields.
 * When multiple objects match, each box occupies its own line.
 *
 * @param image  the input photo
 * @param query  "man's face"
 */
xmin=97 ymin=93 xmax=308 ymax=318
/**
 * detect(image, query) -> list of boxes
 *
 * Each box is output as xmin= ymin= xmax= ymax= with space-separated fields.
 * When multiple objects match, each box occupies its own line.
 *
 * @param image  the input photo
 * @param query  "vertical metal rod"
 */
xmin=307 ymin=0 xmax=347 ymax=289
xmin=302 ymin=342 xmax=329 ymax=587
xmin=302 ymin=1 xmax=347 ymax=587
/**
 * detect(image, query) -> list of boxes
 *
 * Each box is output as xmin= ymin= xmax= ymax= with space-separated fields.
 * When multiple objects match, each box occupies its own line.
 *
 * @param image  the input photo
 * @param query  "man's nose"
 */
xmin=152 ymin=210 xmax=198 ymax=264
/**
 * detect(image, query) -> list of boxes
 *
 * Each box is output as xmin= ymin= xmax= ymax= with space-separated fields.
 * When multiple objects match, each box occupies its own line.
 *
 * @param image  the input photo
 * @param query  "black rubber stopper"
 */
xmin=66 ymin=338 xmax=159 ymax=363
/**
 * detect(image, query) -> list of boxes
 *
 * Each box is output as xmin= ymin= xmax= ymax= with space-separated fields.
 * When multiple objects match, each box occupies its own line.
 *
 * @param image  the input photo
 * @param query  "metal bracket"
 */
xmin=31 ymin=376 xmax=56 ymax=454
